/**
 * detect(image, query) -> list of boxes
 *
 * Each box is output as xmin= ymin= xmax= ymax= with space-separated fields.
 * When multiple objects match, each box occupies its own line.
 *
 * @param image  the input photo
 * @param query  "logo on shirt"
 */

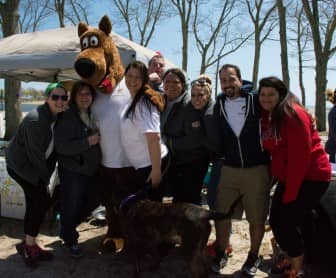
xmin=192 ymin=121 xmax=201 ymax=128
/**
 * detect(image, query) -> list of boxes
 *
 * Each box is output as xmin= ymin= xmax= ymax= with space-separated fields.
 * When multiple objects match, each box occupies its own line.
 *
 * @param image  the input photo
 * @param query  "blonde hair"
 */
xmin=325 ymin=88 xmax=336 ymax=104
xmin=191 ymin=74 xmax=212 ymax=95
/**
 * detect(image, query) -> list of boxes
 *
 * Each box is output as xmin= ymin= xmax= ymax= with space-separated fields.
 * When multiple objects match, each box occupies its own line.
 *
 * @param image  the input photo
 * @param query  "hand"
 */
xmin=88 ymin=133 xmax=100 ymax=146
xmin=149 ymin=72 xmax=161 ymax=84
xmin=146 ymin=169 xmax=161 ymax=187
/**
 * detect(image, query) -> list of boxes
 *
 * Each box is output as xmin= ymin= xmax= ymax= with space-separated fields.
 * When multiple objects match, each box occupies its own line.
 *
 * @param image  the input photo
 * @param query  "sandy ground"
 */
xmin=0 ymin=209 xmax=276 ymax=278
xmin=1 ymin=200 xmax=336 ymax=277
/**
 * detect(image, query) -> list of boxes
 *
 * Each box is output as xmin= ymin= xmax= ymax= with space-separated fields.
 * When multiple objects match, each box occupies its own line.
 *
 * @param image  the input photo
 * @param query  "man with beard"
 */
xmin=210 ymin=64 xmax=271 ymax=277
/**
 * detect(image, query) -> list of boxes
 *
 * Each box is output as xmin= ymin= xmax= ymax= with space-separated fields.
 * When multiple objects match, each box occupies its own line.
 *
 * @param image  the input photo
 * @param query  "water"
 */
xmin=0 ymin=102 xmax=40 ymax=113
xmin=0 ymin=103 xmax=41 ymax=138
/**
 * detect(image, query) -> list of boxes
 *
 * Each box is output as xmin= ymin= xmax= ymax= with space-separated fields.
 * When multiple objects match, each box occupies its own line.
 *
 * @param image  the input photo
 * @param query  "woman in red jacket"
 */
xmin=258 ymin=77 xmax=331 ymax=278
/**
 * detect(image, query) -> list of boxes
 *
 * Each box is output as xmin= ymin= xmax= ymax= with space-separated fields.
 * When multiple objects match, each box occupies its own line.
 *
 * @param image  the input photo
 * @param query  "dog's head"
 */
xmin=74 ymin=15 xmax=124 ymax=94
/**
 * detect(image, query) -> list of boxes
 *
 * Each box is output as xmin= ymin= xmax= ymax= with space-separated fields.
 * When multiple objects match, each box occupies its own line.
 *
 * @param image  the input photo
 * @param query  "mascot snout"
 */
xmin=75 ymin=58 xmax=96 ymax=79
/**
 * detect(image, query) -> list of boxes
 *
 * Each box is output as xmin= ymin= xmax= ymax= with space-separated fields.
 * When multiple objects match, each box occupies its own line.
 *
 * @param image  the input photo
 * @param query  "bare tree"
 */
xmin=52 ymin=0 xmax=91 ymax=27
xmin=288 ymin=2 xmax=311 ymax=106
xmin=302 ymin=0 xmax=336 ymax=130
xmin=170 ymin=0 xmax=193 ymax=71
xmin=0 ymin=0 xmax=22 ymax=140
xmin=19 ymin=0 xmax=52 ymax=32
xmin=243 ymin=0 xmax=277 ymax=88
xmin=110 ymin=0 xmax=165 ymax=47
xmin=192 ymin=0 xmax=251 ymax=75
xmin=276 ymin=0 xmax=290 ymax=88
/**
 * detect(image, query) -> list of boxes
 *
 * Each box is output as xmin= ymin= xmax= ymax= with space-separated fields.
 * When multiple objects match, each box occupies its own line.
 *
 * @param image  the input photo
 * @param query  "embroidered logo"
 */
xmin=192 ymin=121 xmax=201 ymax=128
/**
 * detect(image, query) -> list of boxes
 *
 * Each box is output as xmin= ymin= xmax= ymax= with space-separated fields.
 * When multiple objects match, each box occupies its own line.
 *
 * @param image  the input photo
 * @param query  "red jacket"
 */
xmin=261 ymin=105 xmax=331 ymax=204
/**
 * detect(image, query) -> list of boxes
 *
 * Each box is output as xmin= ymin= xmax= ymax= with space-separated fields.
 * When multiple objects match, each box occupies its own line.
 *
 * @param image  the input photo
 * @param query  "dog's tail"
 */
xmin=206 ymin=195 xmax=243 ymax=221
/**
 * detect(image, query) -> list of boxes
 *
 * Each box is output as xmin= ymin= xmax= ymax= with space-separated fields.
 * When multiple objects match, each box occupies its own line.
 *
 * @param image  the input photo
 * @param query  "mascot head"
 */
xmin=74 ymin=15 xmax=124 ymax=94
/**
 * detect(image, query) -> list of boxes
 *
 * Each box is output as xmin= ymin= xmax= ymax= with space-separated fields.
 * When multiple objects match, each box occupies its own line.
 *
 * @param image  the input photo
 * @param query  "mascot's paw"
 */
xmin=100 ymin=236 xmax=124 ymax=253
xmin=143 ymin=85 xmax=165 ymax=112
xmin=98 ymin=79 xmax=114 ymax=94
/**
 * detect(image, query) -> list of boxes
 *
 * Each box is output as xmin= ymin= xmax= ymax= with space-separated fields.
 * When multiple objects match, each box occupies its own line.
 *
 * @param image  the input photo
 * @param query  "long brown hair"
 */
xmin=124 ymin=61 xmax=153 ymax=119
xmin=258 ymin=77 xmax=309 ymax=133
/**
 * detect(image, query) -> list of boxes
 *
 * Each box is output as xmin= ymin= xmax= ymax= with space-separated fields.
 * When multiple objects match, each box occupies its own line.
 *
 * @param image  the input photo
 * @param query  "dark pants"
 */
xmin=135 ymin=155 xmax=170 ymax=201
xmin=166 ymin=159 xmax=209 ymax=205
xmin=206 ymin=159 xmax=223 ymax=210
xmin=7 ymin=167 xmax=51 ymax=237
xmin=96 ymin=166 xmax=139 ymax=238
xmin=269 ymin=180 xmax=329 ymax=257
xmin=58 ymin=166 xmax=98 ymax=246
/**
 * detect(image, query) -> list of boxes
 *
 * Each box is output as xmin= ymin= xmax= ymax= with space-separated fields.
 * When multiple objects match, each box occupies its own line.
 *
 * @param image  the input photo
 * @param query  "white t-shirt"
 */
xmin=91 ymin=78 xmax=132 ymax=168
xmin=224 ymin=97 xmax=246 ymax=136
xmin=120 ymin=98 xmax=168 ymax=169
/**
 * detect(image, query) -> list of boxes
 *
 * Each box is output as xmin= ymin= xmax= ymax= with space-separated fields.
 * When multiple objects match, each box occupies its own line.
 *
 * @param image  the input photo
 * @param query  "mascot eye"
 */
xmin=82 ymin=37 xmax=89 ymax=49
xmin=90 ymin=36 xmax=99 ymax=47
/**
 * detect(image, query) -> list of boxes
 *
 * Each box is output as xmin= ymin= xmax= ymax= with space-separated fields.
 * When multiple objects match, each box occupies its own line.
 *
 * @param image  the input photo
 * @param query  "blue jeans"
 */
xmin=59 ymin=166 xmax=98 ymax=246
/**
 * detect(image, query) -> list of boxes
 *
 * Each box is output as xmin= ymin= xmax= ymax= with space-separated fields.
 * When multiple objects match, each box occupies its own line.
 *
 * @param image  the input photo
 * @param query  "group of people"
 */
xmin=6 ymin=52 xmax=331 ymax=278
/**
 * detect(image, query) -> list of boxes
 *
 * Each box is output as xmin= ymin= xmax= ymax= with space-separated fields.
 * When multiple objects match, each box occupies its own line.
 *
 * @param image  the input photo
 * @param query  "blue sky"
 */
xmin=1 ymin=2 xmax=336 ymax=108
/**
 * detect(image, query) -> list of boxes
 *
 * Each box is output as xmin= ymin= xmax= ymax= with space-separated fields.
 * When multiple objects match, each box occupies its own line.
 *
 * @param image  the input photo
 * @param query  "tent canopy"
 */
xmin=0 ymin=26 xmax=175 ymax=82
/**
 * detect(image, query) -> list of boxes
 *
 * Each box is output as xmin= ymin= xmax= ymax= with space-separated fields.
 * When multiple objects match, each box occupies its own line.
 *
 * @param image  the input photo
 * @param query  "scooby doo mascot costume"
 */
xmin=74 ymin=15 xmax=136 ymax=252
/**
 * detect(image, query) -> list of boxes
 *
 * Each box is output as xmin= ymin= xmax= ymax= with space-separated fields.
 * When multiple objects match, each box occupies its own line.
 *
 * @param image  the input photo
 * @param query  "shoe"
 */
xmin=211 ymin=251 xmax=228 ymax=274
xmin=69 ymin=245 xmax=83 ymax=258
xmin=241 ymin=251 xmax=263 ymax=276
xmin=16 ymin=241 xmax=53 ymax=268
xmin=285 ymin=268 xmax=305 ymax=278
xmin=206 ymin=240 xmax=233 ymax=257
xmin=270 ymin=257 xmax=291 ymax=275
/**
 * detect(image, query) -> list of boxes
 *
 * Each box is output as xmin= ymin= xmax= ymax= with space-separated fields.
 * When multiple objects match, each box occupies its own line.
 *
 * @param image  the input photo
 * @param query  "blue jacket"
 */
xmin=212 ymin=81 xmax=269 ymax=168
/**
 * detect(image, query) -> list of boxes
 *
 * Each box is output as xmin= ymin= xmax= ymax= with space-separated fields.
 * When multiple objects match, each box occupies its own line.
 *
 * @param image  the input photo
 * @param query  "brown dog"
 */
xmin=119 ymin=191 xmax=240 ymax=278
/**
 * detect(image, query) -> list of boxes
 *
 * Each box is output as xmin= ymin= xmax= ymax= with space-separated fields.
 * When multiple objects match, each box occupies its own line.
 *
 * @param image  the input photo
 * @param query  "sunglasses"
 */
xmin=50 ymin=94 xmax=68 ymax=101
xmin=190 ymin=77 xmax=209 ymax=87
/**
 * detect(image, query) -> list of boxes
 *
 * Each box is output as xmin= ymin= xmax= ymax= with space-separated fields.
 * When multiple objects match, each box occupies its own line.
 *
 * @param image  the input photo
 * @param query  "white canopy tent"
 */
xmin=0 ymin=26 xmax=175 ymax=82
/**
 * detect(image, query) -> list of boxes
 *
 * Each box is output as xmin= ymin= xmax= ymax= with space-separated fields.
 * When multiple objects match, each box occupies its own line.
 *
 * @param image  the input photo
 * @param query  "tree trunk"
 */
xmin=298 ymin=48 xmax=306 ymax=106
xmin=252 ymin=31 xmax=260 ymax=88
xmin=181 ymin=21 xmax=188 ymax=72
xmin=315 ymin=59 xmax=327 ymax=131
xmin=4 ymin=79 xmax=21 ymax=140
xmin=0 ymin=0 xmax=22 ymax=140
xmin=277 ymin=0 xmax=290 ymax=88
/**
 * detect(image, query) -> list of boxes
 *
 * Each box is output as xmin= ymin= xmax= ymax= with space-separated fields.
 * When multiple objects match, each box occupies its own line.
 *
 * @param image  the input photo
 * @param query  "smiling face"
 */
xmin=125 ymin=67 xmax=144 ymax=97
xmin=259 ymin=86 xmax=280 ymax=112
xmin=148 ymin=56 xmax=165 ymax=79
xmin=191 ymin=85 xmax=210 ymax=110
xmin=163 ymin=72 xmax=184 ymax=101
xmin=219 ymin=67 xmax=242 ymax=99
xmin=75 ymin=86 xmax=93 ymax=112
xmin=46 ymin=87 xmax=68 ymax=115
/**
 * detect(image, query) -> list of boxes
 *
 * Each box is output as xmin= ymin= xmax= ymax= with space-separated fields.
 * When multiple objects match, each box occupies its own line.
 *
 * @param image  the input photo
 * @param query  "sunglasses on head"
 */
xmin=50 ymin=94 xmax=68 ymax=101
xmin=191 ymin=77 xmax=209 ymax=87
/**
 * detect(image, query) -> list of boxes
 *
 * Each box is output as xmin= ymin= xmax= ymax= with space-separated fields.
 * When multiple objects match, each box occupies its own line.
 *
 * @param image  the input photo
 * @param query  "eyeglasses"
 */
xmin=50 ymin=94 xmax=68 ymax=101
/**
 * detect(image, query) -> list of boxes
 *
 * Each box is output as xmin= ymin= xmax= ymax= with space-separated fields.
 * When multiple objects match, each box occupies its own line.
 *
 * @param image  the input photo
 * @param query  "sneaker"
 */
xmin=69 ymin=245 xmax=83 ymax=258
xmin=241 ymin=252 xmax=263 ymax=276
xmin=270 ymin=257 xmax=291 ymax=275
xmin=32 ymin=244 xmax=54 ymax=261
xmin=211 ymin=251 xmax=228 ymax=274
xmin=16 ymin=241 xmax=53 ymax=268
xmin=285 ymin=268 xmax=305 ymax=278
xmin=206 ymin=241 xmax=233 ymax=257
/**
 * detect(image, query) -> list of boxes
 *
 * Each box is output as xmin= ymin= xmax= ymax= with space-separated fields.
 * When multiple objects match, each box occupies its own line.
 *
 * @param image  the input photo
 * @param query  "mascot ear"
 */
xmin=99 ymin=15 xmax=112 ymax=36
xmin=78 ymin=22 xmax=88 ymax=37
